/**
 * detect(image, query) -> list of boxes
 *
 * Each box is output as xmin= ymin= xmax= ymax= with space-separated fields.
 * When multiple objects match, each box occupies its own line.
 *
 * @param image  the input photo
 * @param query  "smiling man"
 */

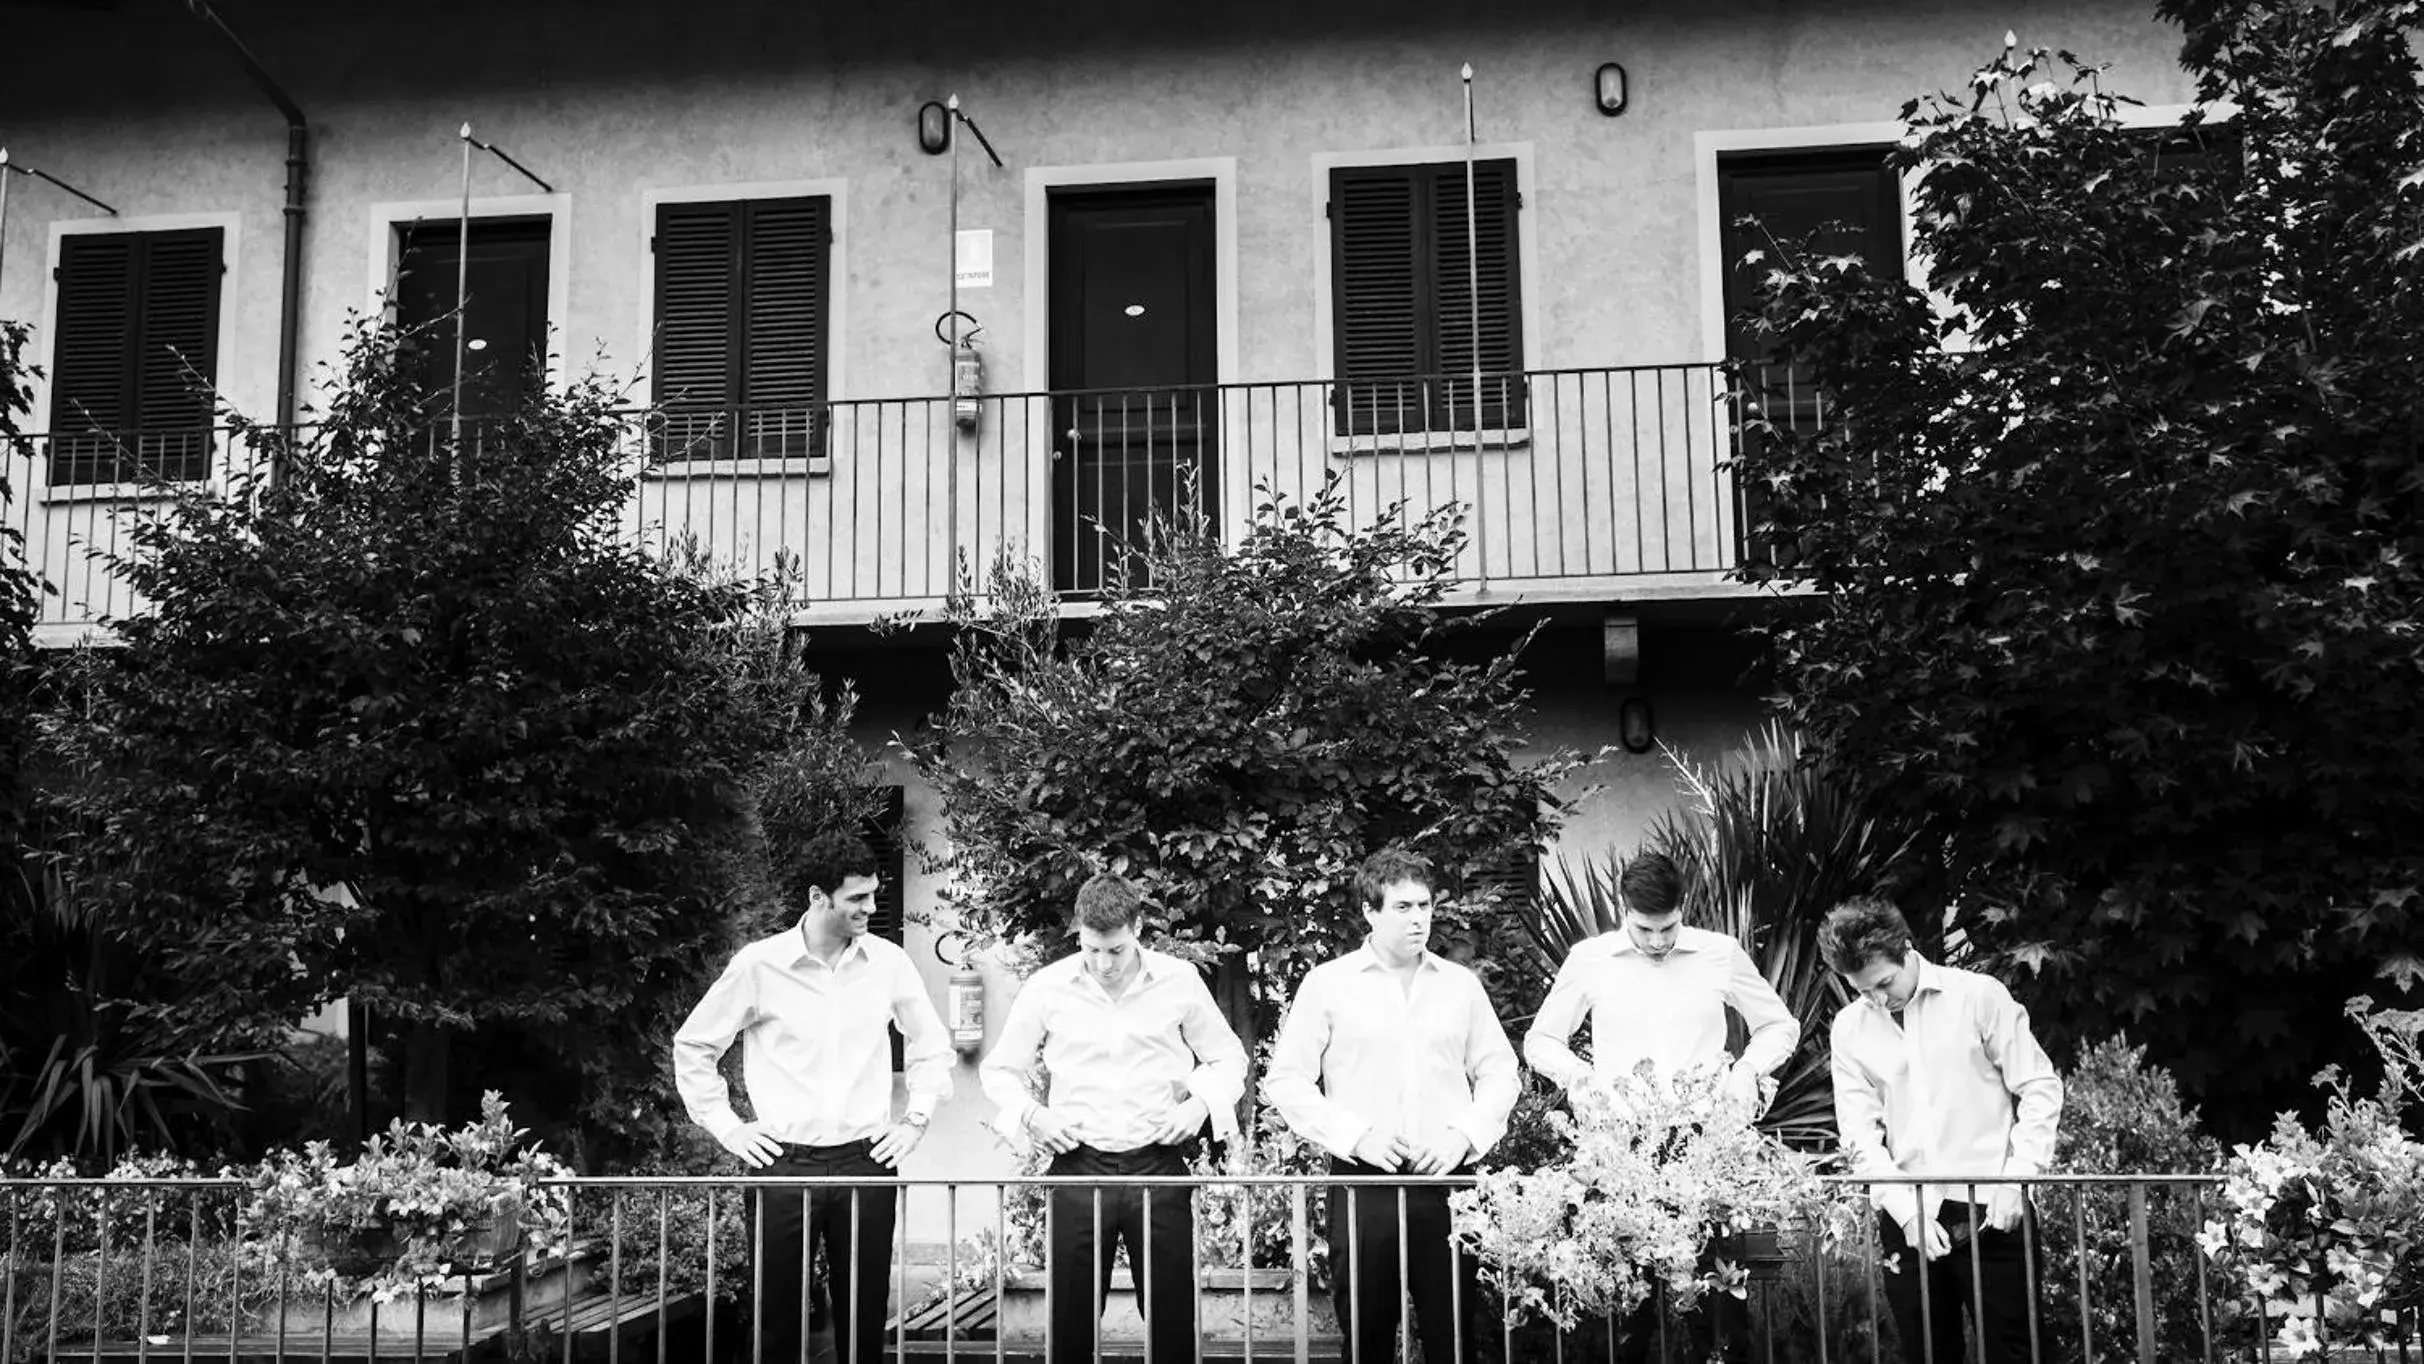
xmin=980 ymin=871 xmax=1246 ymax=1364
xmin=1820 ymin=894 xmax=2063 ymax=1364
xmin=671 ymin=830 xmax=952 ymax=1364
xmin=1265 ymin=847 xmax=1518 ymax=1364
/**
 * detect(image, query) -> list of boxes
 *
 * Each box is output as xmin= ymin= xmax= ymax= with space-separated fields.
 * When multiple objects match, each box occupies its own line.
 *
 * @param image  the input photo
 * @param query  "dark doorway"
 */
xmin=1047 ymin=185 xmax=1217 ymax=595
xmin=393 ymin=217 xmax=552 ymax=426
xmin=1716 ymin=149 xmax=1900 ymax=570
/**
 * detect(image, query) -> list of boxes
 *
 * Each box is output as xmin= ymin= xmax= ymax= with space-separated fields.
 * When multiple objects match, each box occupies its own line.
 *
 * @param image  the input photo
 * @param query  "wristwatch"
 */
xmin=900 ymin=1112 xmax=931 ymax=1129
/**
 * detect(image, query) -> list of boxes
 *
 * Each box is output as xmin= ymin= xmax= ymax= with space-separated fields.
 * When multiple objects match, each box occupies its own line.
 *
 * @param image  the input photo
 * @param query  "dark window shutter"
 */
xmin=737 ymin=197 xmax=828 ymax=460
xmin=652 ymin=201 xmax=740 ymax=458
xmin=1431 ymin=159 xmax=1525 ymax=429
xmin=651 ymin=196 xmax=828 ymax=461
xmin=1330 ymin=161 xmax=1524 ymax=436
xmin=861 ymin=785 xmax=909 ymax=1071
xmin=48 ymin=228 xmax=221 ymax=485
xmin=1330 ymin=167 xmax=1429 ymax=435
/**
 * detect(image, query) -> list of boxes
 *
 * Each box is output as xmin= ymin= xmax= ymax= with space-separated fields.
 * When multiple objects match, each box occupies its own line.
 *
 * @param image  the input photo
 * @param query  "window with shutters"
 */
xmin=1328 ymin=159 xmax=1525 ymax=437
xmin=649 ymin=196 xmax=831 ymax=462
xmin=46 ymin=227 xmax=225 ymax=487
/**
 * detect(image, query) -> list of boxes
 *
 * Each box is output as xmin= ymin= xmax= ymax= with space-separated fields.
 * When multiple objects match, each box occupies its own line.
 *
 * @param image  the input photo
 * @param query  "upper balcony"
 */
xmin=8 ymin=363 xmax=1772 ymax=638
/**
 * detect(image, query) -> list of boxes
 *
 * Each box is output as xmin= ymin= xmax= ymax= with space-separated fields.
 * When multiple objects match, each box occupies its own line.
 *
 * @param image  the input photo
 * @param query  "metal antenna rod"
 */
xmin=448 ymin=124 xmax=554 ymax=451
xmin=0 ymin=150 xmax=121 ymax=290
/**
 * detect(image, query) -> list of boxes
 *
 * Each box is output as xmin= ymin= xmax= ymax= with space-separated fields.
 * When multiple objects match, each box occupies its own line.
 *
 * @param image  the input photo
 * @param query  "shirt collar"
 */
xmin=791 ymin=922 xmax=872 ymax=970
xmin=1347 ymin=941 xmax=1441 ymax=973
xmin=1605 ymin=926 xmax=1700 ymax=958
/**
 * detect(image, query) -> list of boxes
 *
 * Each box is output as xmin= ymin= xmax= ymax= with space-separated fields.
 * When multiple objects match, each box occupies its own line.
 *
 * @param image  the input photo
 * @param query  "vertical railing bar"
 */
xmin=654 ymin=1187 xmax=670 ymax=1364
xmin=848 ymin=1184 xmax=863 ymax=1364
xmin=2190 ymin=1183 xmax=2214 ymax=1364
xmin=1860 ymin=1196 xmax=1883 ymax=1364
xmin=750 ymin=1187 xmax=765 ymax=1364
xmin=2130 ymin=1181 xmax=2157 ymax=1364
xmin=0 ymin=1187 xmax=18 ymax=1363
xmin=946 ymin=1183 xmax=960 ymax=1364
xmin=2075 ymin=1183 xmax=2094 ymax=1364
xmin=92 ymin=1187 xmax=111 ymax=1359
xmin=1346 ymin=1186 xmax=1362 ymax=1364
xmin=1396 ymin=1187 xmax=1412 ymax=1364
xmin=1914 ymin=1180 xmax=1935 ymax=1364
xmin=897 ymin=1182 xmax=912 ymax=1364
xmin=1812 ymin=1218 xmax=1829 ymax=1364
xmin=2020 ymin=1184 xmax=2043 ymax=1364
xmin=135 ymin=1190 xmax=159 ymax=1364
xmin=607 ymin=1189 xmax=624 ymax=1364
xmin=1092 ymin=1186 xmax=1104 ymax=1364
xmin=1242 ymin=1174 xmax=1256 ymax=1364
xmin=412 ymin=1273 xmax=427 ymax=1363
xmin=1676 ymin=368 xmax=1698 ymax=570
xmin=995 ymin=1182 xmax=1009 ymax=1364
xmin=557 ymin=1190 xmax=577 ymax=1364
xmin=1292 ymin=1183 xmax=1311 ymax=1364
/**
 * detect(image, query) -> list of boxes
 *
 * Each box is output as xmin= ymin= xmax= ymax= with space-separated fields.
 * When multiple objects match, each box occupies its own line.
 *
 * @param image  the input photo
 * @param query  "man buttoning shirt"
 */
xmin=1523 ymin=849 xmax=1798 ymax=1364
xmin=980 ymin=872 xmax=1246 ymax=1364
xmin=672 ymin=831 xmax=953 ymax=1364
xmin=1265 ymin=847 xmax=1519 ymax=1364
xmin=1821 ymin=894 xmax=2063 ymax=1364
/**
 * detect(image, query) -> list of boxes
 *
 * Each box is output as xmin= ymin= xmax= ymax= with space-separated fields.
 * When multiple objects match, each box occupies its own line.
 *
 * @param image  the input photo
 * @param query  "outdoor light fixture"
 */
xmin=1594 ymin=62 xmax=1629 ymax=117
xmin=917 ymin=100 xmax=952 ymax=155
xmin=1619 ymin=697 xmax=1656 ymax=753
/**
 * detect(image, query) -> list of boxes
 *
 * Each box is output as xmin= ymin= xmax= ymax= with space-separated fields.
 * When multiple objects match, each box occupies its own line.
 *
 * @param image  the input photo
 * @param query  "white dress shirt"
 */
xmin=980 ymin=947 xmax=1247 ymax=1152
xmin=1829 ymin=956 xmax=2064 ymax=1229
xmin=672 ymin=925 xmax=953 ymax=1145
xmin=1523 ymin=925 xmax=1799 ymax=1089
xmin=1262 ymin=944 xmax=1520 ymax=1163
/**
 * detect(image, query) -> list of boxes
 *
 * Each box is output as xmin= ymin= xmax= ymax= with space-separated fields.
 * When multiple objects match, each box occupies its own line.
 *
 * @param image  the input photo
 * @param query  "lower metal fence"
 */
xmin=2 ymin=1171 xmax=2410 ymax=1362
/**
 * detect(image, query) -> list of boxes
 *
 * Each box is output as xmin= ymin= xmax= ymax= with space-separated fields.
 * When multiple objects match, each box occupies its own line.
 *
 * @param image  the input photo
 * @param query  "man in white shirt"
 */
xmin=980 ymin=872 xmax=1247 ymax=1364
xmin=1265 ymin=847 xmax=1519 ymax=1364
xmin=1821 ymin=895 xmax=2063 ymax=1364
xmin=1523 ymin=849 xmax=1797 ymax=1363
xmin=672 ymin=831 xmax=953 ymax=1364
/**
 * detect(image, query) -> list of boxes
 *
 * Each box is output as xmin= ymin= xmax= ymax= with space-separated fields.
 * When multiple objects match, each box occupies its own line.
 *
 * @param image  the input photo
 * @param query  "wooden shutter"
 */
xmin=48 ymin=228 xmax=221 ymax=485
xmin=1330 ymin=167 xmax=1429 ymax=435
xmin=1431 ymin=160 xmax=1525 ymax=429
xmin=861 ymin=785 xmax=909 ymax=1071
xmin=736 ymin=198 xmax=827 ymax=460
xmin=1330 ymin=161 xmax=1524 ymax=436
xmin=651 ymin=197 xmax=828 ymax=460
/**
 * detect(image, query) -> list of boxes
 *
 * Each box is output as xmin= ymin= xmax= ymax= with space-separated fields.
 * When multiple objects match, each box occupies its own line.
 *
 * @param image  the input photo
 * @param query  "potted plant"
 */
xmin=1448 ymin=1063 xmax=1840 ymax=1330
xmin=2201 ymin=998 xmax=2424 ymax=1360
xmin=247 ymin=1091 xmax=572 ymax=1302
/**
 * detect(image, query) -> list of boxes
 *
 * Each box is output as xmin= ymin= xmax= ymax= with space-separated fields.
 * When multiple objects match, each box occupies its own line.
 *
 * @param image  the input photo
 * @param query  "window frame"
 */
xmin=34 ymin=211 xmax=244 ymax=501
xmin=637 ymin=179 xmax=847 ymax=479
xmin=1310 ymin=143 xmax=1539 ymax=454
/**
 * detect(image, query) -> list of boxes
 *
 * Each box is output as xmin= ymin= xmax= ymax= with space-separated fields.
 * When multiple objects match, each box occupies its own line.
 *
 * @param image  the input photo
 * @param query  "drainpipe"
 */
xmin=184 ymin=0 xmax=307 ymax=462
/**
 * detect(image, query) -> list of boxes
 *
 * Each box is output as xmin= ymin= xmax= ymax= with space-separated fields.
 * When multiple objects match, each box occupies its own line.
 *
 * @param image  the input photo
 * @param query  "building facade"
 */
xmin=1 ymin=0 xmax=2193 ymax=1201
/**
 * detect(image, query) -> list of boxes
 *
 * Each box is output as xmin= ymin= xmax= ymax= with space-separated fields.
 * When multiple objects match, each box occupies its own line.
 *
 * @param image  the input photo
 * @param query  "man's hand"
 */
xmin=1143 ymin=1096 xmax=1210 ymax=1147
xmin=1983 ymin=1184 xmax=2028 ymax=1233
xmin=716 ymin=1122 xmax=783 ymax=1169
xmin=1403 ymin=1131 xmax=1473 ymax=1177
xmin=1024 ymin=1106 xmax=1083 ymax=1156
xmin=1904 ymin=1216 xmax=1953 ymax=1262
xmin=1349 ymin=1129 xmax=1403 ymax=1172
xmin=869 ymin=1118 xmax=928 ymax=1168
xmin=1720 ymin=1065 xmax=1770 ymax=1115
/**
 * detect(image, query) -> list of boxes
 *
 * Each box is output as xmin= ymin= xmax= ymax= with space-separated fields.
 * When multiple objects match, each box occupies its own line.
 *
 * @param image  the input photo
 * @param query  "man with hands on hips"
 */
xmin=672 ymin=831 xmax=952 ymax=1364
xmin=1821 ymin=894 xmax=2063 ymax=1364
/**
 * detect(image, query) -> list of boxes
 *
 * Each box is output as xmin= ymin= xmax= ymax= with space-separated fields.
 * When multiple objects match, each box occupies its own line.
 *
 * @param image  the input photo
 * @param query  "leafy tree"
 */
xmin=45 ymin=319 xmax=799 ymax=1137
xmin=911 ymin=477 xmax=1589 ymax=1050
xmin=1 ymin=320 xmax=42 ymax=848
xmin=1733 ymin=1 xmax=2424 ymax=1133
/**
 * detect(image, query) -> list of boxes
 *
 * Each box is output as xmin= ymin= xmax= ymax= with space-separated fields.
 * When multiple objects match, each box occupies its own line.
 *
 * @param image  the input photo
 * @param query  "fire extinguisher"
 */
xmin=938 ymin=311 xmax=984 ymax=432
xmin=938 ymin=930 xmax=985 ymax=1054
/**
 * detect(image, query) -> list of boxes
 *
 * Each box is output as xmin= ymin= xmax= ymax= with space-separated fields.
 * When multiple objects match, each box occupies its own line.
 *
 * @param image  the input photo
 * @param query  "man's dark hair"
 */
xmin=1073 ymin=871 xmax=1144 ymax=933
xmin=1354 ymin=847 xmax=1440 ymax=913
xmin=1818 ymin=896 xmax=1915 ymax=976
xmin=1619 ymin=850 xmax=1684 ymax=919
xmin=785 ymin=830 xmax=880 ymax=906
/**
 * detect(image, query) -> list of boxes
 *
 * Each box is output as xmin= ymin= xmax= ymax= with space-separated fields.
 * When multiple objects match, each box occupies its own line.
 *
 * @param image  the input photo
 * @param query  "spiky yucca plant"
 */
xmin=1534 ymin=722 xmax=1944 ymax=1149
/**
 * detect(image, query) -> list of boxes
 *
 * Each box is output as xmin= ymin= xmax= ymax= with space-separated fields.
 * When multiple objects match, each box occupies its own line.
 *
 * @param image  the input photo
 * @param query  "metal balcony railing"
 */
xmin=5 ymin=365 xmax=1764 ymax=632
xmin=2 ymin=1169 xmax=2404 ymax=1362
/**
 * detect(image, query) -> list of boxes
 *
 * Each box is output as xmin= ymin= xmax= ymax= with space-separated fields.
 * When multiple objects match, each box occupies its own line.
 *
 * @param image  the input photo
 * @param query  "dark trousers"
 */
xmin=1328 ymin=1160 xmax=1480 ymax=1364
xmin=752 ymin=1140 xmax=897 ymax=1364
xmin=1878 ymin=1202 xmax=2039 ymax=1364
xmin=1047 ymin=1143 xmax=1197 ymax=1364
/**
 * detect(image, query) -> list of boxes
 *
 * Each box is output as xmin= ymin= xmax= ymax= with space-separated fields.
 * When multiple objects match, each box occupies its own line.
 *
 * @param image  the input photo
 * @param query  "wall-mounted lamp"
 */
xmin=1618 ymin=697 xmax=1656 ymax=754
xmin=916 ymin=100 xmax=952 ymax=155
xmin=1594 ymin=62 xmax=1629 ymax=117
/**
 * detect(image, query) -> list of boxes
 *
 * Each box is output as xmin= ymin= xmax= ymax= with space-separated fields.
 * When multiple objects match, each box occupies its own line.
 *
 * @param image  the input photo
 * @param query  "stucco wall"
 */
xmin=2 ymin=0 xmax=2193 ymax=418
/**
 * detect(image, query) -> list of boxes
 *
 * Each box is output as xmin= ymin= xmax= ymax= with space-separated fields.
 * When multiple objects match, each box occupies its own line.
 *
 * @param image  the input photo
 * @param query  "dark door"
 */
xmin=393 ymin=217 xmax=552 ymax=427
xmin=1717 ymin=150 xmax=1899 ymax=568
xmin=1048 ymin=186 xmax=1217 ymax=594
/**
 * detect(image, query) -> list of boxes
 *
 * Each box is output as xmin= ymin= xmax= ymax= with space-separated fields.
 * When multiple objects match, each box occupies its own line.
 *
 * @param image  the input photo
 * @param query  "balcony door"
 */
xmin=393 ymin=217 xmax=552 ymax=430
xmin=1047 ymin=185 xmax=1217 ymax=595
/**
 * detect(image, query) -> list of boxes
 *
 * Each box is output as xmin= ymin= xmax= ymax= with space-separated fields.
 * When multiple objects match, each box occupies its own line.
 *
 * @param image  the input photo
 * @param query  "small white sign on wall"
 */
xmin=955 ymin=229 xmax=994 ymax=289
